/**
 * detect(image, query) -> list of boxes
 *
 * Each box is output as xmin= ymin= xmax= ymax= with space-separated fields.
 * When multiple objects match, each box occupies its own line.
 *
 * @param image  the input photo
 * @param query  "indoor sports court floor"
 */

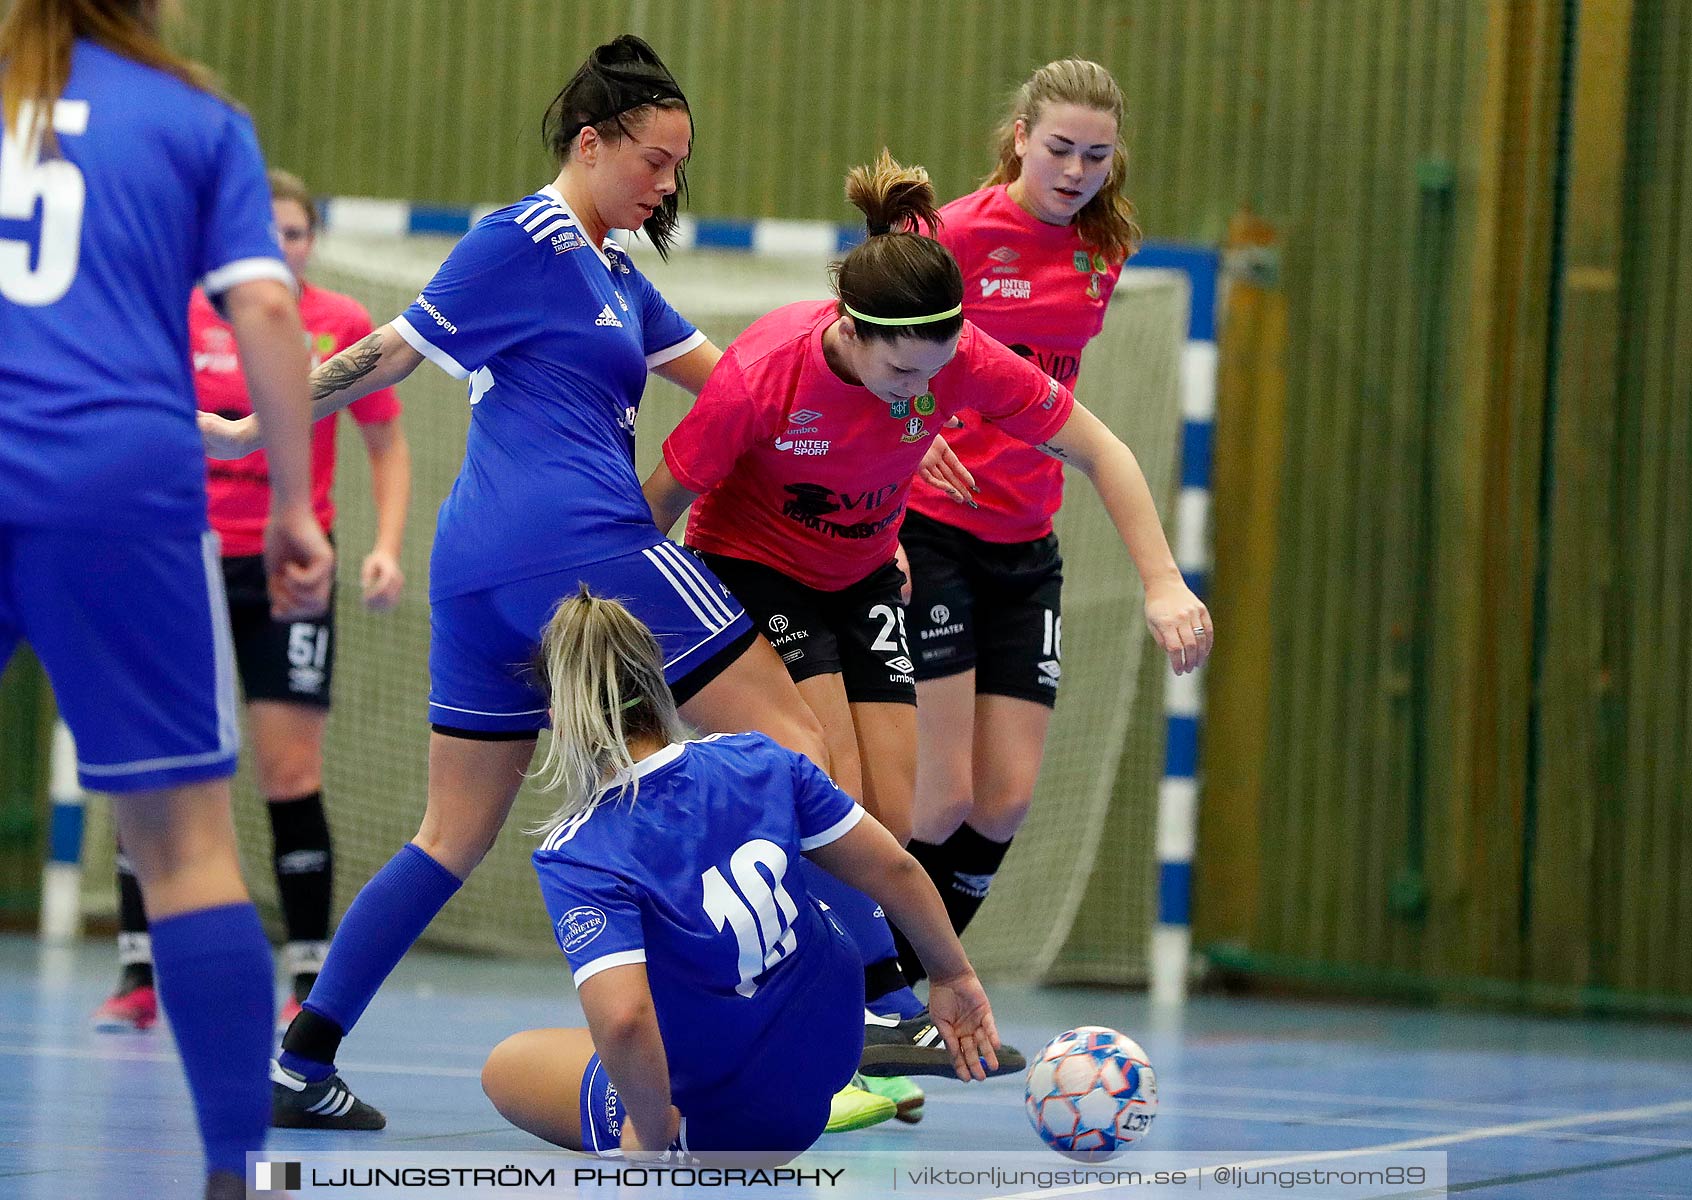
xmin=3 ymin=933 xmax=1689 ymax=1198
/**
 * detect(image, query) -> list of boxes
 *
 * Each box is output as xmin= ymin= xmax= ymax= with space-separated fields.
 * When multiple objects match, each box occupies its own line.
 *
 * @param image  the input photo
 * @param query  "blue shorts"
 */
xmin=428 ymin=539 xmax=754 ymax=734
xmin=0 ymin=525 xmax=238 ymax=792
xmin=577 ymin=902 xmax=862 ymax=1158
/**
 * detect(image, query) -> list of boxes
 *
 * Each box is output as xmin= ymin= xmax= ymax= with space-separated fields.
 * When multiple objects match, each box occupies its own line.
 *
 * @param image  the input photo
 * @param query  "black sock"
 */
xmin=894 ymin=827 xmax=1014 ymax=984
xmin=269 ymin=791 xmax=333 ymax=999
xmin=940 ymin=822 xmax=1013 ymax=936
xmin=114 ymin=840 xmax=153 ymax=992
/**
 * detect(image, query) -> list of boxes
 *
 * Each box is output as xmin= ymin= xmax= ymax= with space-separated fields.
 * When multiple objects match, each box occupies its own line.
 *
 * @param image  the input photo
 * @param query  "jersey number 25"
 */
xmin=701 ymin=839 xmax=799 ymax=998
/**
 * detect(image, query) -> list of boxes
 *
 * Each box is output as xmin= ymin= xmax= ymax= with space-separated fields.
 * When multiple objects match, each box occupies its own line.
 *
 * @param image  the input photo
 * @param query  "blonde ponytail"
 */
xmin=528 ymin=587 xmax=687 ymax=835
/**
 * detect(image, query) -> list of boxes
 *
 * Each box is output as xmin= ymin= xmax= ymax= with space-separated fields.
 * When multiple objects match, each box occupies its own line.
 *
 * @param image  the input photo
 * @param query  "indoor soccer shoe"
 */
xmin=862 ymin=1073 xmax=925 ymax=1123
xmin=823 ymin=1074 xmax=898 ymax=1133
xmin=858 ymin=1009 xmax=1026 ymax=1079
xmin=270 ymin=1059 xmax=386 ymax=1130
xmin=91 ymin=984 xmax=158 ymax=1032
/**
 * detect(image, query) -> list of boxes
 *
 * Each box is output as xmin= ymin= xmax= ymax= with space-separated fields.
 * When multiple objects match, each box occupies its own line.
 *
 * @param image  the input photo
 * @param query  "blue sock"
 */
xmin=800 ymin=861 xmax=925 ymax=1019
xmin=151 ymin=903 xmax=272 ymax=1176
xmin=280 ymin=843 xmax=461 ymax=1080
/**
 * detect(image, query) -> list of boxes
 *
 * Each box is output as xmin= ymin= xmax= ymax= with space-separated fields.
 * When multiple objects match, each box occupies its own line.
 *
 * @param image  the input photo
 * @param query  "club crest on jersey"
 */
xmin=889 ymin=398 xmax=910 ymax=420
xmin=914 ymin=392 xmax=936 ymax=416
xmin=557 ymin=906 xmax=608 ymax=953
xmin=1074 ymin=251 xmax=1092 ymax=272
xmin=900 ymin=416 xmax=928 ymax=443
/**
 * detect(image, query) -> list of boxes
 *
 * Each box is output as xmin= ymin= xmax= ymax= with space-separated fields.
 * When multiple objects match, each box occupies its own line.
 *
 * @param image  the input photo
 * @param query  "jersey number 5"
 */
xmin=0 ymin=100 xmax=90 ymax=306
xmin=701 ymin=839 xmax=800 ymax=998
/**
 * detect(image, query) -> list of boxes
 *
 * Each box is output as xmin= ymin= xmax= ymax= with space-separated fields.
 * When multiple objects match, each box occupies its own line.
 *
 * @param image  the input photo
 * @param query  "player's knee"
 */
xmin=409 ymin=828 xmax=487 ymax=880
xmin=968 ymin=784 xmax=1033 ymax=842
xmin=256 ymin=755 xmax=323 ymax=801
xmin=915 ymin=774 xmax=976 ymax=842
xmin=481 ymin=1036 xmax=522 ymax=1110
xmin=777 ymin=707 xmax=831 ymax=775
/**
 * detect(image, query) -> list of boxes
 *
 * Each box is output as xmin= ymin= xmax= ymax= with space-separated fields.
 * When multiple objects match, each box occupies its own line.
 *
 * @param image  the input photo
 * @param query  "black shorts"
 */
xmin=221 ymin=552 xmax=336 ymax=708
xmin=901 ymin=509 xmax=1064 ymax=707
xmin=698 ymin=552 xmax=917 ymax=706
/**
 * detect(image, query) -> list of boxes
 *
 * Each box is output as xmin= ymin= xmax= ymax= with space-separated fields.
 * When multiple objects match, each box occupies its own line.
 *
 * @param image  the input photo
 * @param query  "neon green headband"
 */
xmin=842 ymin=301 xmax=963 ymax=327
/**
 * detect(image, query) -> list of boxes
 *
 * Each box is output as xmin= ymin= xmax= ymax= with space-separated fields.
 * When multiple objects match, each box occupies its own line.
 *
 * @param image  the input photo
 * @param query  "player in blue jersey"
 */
xmin=477 ymin=589 xmax=1002 ymax=1159
xmin=0 ymin=2 xmax=333 ymax=1196
xmin=196 ymin=35 xmax=928 ymax=1130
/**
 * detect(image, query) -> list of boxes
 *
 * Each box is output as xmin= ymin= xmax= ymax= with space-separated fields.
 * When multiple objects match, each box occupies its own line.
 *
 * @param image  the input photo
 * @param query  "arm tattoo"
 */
xmin=1034 ymin=440 xmax=1072 ymax=462
xmin=311 ymin=331 xmax=385 ymax=411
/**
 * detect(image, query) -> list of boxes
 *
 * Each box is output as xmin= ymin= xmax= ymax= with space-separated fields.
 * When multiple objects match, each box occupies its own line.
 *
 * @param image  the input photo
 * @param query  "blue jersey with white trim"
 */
xmin=533 ymin=733 xmax=862 ymax=1098
xmin=392 ymin=186 xmax=703 ymax=599
xmin=0 ymin=40 xmax=289 ymax=534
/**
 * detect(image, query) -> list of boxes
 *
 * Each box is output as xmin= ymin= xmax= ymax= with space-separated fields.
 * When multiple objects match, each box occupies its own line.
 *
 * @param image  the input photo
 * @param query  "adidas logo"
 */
xmin=594 ymin=304 xmax=623 ymax=328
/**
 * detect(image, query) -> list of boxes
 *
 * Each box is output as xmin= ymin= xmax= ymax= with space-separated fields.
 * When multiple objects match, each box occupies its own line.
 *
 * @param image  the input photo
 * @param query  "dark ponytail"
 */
xmin=542 ymin=34 xmax=690 ymax=258
xmin=831 ymin=150 xmax=963 ymax=344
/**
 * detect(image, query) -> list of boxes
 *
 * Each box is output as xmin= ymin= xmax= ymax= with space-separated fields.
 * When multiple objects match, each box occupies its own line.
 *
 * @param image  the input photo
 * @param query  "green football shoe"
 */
xmin=824 ymin=1073 xmax=898 ymax=1133
xmin=862 ymin=1073 xmax=925 ymax=1124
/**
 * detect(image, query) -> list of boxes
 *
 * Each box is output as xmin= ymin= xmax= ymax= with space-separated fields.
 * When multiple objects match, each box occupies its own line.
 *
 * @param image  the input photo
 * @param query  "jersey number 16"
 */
xmin=701 ymin=839 xmax=799 ymax=998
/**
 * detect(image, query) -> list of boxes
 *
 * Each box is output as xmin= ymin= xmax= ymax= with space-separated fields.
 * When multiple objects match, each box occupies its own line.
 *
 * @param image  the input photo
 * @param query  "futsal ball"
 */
xmin=1024 ymin=1026 xmax=1157 ymax=1159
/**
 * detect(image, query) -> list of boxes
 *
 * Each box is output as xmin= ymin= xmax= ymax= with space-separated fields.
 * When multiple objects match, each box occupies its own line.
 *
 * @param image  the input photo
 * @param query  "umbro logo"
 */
xmin=885 ymin=656 xmax=915 ymax=674
xmin=789 ymin=408 xmax=823 ymax=425
xmin=594 ymin=304 xmax=623 ymax=327
xmin=988 ymin=246 xmax=1019 ymax=264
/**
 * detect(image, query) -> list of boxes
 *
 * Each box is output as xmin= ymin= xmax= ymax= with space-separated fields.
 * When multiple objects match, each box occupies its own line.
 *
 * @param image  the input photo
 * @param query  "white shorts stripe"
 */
xmin=200 ymin=530 xmax=240 ymax=758
xmin=654 ymin=541 xmax=738 ymax=626
xmin=642 ymin=548 xmax=720 ymax=631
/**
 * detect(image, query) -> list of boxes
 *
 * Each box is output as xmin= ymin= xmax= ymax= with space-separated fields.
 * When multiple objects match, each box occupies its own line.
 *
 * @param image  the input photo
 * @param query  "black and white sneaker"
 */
xmin=270 ymin=1059 xmax=386 ymax=1129
xmin=858 ymin=1009 xmax=1026 ymax=1079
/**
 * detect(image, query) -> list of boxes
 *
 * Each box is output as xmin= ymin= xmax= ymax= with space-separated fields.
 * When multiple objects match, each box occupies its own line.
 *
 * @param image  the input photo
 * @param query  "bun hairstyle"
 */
xmin=985 ymin=58 xmax=1141 ymax=264
xmin=542 ymin=34 xmax=690 ymax=258
xmin=528 ymin=586 xmax=687 ymax=835
xmin=831 ymin=150 xmax=964 ymax=344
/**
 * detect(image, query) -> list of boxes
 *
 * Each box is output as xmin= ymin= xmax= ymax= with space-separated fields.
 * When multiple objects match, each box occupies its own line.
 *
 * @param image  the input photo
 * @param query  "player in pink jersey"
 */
xmin=894 ymin=60 xmax=1198 ymax=984
xmin=94 ymin=169 xmax=412 ymax=1036
xmin=645 ymin=151 xmax=1209 ymax=1123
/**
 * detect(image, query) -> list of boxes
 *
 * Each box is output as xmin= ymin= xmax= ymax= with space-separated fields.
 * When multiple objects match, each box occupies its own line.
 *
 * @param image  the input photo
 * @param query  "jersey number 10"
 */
xmin=0 ymin=100 xmax=90 ymax=306
xmin=701 ymin=839 xmax=800 ymax=998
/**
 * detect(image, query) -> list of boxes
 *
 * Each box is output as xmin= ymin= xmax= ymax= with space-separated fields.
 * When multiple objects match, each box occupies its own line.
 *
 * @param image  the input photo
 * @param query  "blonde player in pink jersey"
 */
xmin=893 ymin=59 xmax=1178 ymax=988
xmin=643 ymin=150 xmax=1209 ymax=1124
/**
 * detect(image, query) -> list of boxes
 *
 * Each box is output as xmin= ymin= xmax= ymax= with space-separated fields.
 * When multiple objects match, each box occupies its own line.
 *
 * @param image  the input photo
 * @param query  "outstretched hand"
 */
xmin=918 ymin=433 xmax=978 ymax=508
xmin=198 ymin=411 xmax=261 ymax=460
xmin=926 ymin=969 xmax=1002 ymax=1082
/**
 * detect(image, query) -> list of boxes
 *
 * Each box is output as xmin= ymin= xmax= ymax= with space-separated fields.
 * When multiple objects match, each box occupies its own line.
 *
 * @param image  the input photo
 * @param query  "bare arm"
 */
xmin=221 ymin=278 xmax=333 ymax=619
xmin=577 ymin=964 xmax=679 ymax=1154
xmin=200 ymin=323 xmax=424 ymax=459
xmin=1037 ymin=401 xmax=1213 ymax=673
xmin=356 ymin=418 xmax=412 ymax=610
xmin=650 ymin=340 xmax=722 ymax=395
xmin=642 ymin=460 xmax=700 ymax=538
xmin=807 ymin=815 xmax=1000 ymax=1080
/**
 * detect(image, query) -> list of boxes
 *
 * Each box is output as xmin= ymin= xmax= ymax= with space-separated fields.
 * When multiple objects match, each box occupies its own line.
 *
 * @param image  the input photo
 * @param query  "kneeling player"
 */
xmin=480 ymin=589 xmax=1001 ymax=1159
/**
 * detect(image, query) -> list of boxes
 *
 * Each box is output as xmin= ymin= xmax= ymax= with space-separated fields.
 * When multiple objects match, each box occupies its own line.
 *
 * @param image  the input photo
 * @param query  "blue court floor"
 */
xmin=2 ymin=933 xmax=1690 ymax=1198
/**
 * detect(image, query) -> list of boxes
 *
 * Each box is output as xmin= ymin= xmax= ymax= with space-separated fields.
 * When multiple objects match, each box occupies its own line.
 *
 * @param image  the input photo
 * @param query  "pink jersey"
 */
xmin=665 ymin=300 xmax=1075 ymax=591
xmin=192 ymin=283 xmax=402 ymax=557
xmin=906 ymin=184 xmax=1125 ymax=543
